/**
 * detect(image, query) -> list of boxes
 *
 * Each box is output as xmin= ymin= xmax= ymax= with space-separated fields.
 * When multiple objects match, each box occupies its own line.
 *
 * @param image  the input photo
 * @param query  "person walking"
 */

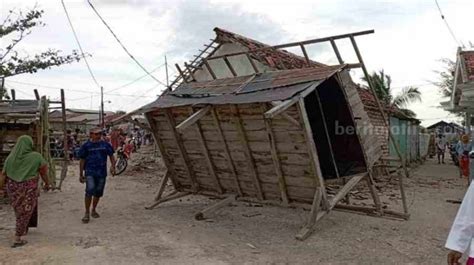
xmin=457 ymin=134 xmax=473 ymax=184
xmin=78 ymin=128 xmax=115 ymax=224
xmin=437 ymin=134 xmax=448 ymax=164
xmin=0 ymin=135 xmax=50 ymax=248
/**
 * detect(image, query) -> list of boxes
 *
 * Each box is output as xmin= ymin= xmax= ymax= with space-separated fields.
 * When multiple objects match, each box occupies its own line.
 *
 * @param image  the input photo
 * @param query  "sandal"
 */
xmin=82 ymin=215 xmax=90 ymax=224
xmin=11 ymin=240 xmax=28 ymax=248
xmin=91 ymin=211 xmax=100 ymax=218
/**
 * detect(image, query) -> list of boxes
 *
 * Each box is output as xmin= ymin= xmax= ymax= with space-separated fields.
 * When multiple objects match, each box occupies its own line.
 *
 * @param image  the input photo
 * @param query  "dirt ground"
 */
xmin=0 ymin=148 xmax=468 ymax=265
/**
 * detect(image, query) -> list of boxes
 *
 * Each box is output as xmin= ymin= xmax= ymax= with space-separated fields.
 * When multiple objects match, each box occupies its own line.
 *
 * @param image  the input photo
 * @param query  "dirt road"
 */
xmin=0 ymin=154 xmax=467 ymax=264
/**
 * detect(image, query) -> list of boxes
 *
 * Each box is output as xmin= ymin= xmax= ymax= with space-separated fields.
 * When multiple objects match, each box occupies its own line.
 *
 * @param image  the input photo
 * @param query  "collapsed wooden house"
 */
xmin=138 ymin=28 xmax=408 ymax=240
xmin=0 ymin=89 xmax=69 ymax=189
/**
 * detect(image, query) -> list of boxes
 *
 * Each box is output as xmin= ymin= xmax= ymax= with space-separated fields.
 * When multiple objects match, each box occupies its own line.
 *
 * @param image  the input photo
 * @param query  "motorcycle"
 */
xmin=115 ymin=143 xmax=133 ymax=175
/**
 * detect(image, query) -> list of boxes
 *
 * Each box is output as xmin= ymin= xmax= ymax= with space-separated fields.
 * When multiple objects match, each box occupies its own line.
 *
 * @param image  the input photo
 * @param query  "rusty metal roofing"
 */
xmin=461 ymin=50 xmax=474 ymax=82
xmin=139 ymin=65 xmax=345 ymax=112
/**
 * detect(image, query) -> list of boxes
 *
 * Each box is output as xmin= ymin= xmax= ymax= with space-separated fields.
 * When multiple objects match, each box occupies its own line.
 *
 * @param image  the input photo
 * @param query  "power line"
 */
xmin=105 ymin=62 xmax=166 ymax=93
xmin=87 ymin=0 xmax=167 ymax=87
xmin=434 ymin=0 xmax=463 ymax=47
xmin=61 ymin=0 xmax=102 ymax=89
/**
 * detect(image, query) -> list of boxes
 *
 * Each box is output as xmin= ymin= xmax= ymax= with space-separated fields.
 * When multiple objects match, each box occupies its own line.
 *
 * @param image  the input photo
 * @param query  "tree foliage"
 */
xmin=433 ymin=58 xmax=455 ymax=98
xmin=362 ymin=70 xmax=422 ymax=118
xmin=0 ymin=8 xmax=82 ymax=98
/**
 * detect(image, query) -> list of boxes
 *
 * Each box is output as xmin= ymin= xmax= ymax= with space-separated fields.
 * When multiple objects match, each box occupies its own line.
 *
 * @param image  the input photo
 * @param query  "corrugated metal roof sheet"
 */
xmin=140 ymin=65 xmax=344 ymax=112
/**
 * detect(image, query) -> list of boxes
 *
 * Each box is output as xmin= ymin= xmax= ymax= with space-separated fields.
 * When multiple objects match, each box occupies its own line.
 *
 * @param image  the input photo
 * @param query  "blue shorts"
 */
xmin=85 ymin=175 xmax=107 ymax=197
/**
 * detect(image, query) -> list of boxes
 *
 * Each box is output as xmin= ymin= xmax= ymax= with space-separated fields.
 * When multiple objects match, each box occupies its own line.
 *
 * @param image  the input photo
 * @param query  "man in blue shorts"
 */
xmin=78 ymin=128 xmax=115 ymax=224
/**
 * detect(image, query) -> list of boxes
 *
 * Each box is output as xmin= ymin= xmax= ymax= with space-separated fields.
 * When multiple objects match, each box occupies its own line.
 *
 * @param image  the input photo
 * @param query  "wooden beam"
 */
xmin=330 ymin=39 xmax=344 ymax=64
xmin=203 ymin=59 xmax=217 ymax=80
xmin=295 ymin=187 xmax=326 ymax=240
xmin=191 ymin=107 xmax=223 ymax=194
xmin=184 ymin=62 xmax=196 ymax=81
xmin=268 ymin=102 xmax=301 ymax=128
xmin=145 ymin=112 xmax=180 ymax=189
xmin=397 ymin=171 xmax=409 ymax=215
xmin=10 ymin=89 xmax=15 ymax=101
xmin=211 ymin=107 xmax=243 ymax=196
xmin=245 ymin=53 xmax=259 ymax=73
xmin=300 ymin=44 xmax=310 ymax=65
xmin=206 ymin=30 xmax=375 ymax=61
xmin=223 ymin=56 xmax=237 ymax=77
xmin=297 ymin=98 xmax=329 ymax=210
xmin=261 ymin=103 xmax=289 ymax=205
xmin=57 ymin=89 xmax=68 ymax=190
xmin=34 ymin=89 xmax=40 ymax=100
xmin=231 ymin=104 xmax=264 ymax=200
xmin=329 ymin=174 xmax=365 ymax=209
xmin=153 ymin=172 xmax=170 ymax=201
xmin=165 ymin=109 xmax=199 ymax=192
xmin=175 ymin=64 xmax=188 ymax=83
xmin=145 ymin=192 xmax=191 ymax=210
xmin=264 ymin=97 xmax=300 ymax=119
xmin=175 ymin=105 xmax=211 ymax=133
xmin=194 ymin=195 xmax=236 ymax=220
xmin=366 ymin=173 xmax=383 ymax=215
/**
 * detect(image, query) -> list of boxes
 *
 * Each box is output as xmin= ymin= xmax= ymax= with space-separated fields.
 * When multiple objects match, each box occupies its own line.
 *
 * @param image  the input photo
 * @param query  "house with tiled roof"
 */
xmin=134 ymin=27 xmax=412 ymax=240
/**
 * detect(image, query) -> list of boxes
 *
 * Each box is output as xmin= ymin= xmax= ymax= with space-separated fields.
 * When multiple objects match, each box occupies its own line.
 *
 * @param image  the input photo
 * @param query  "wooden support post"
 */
xmin=223 ymin=56 xmax=237 ymax=77
xmin=300 ymin=44 xmax=311 ymax=65
xmin=165 ymin=109 xmax=199 ymax=192
xmin=269 ymin=102 xmax=301 ymax=128
xmin=191 ymin=107 xmax=223 ymax=194
xmin=154 ymin=172 xmax=170 ymax=201
xmin=330 ymin=39 xmax=344 ymax=64
xmin=231 ymin=105 xmax=264 ymax=200
xmin=211 ymin=107 xmax=243 ymax=196
xmin=350 ymin=36 xmax=409 ymax=179
xmin=145 ymin=112 xmax=180 ymax=189
xmin=264 ymin=97 xmax=300 ymax=119
xmin=366 ymin=172 xmax=384 ymax=215
xmin=245 ymin=53 xmax=259 ymax=74
xmin=175 ymin=64 xmax=188 ymax=83
xmin=57 ymin=89 xmax=69 ymax=190
xmin=314 ymin=90 xmax=340 ymax=180
xmin=329 ymin=174 xmax=365 ymax=209
xmin=176 ymin=105 xmax=211 ymax=133
xmin=10 ymin=89 xmax=15 ymax=101
xmin=397 ymin=171 xmax=409 ymax=215
xmin=34 ymin=89 xmax=40 ymax=100
xmin=184 ymin=62 xmax=196 ymax=81
xmin=204 ymin=59 xmax=217 ymax=80
xmin=145 ymin=192 xmax=190 ymax=210
xmin=195 ymin=195 xmax=236 ymax=220
xmin=295 ymin=187 xmax=327 ymax=241
xmin=297 ymin=98 xmax=330 ymax=210
xmin=261 ymin=104 xmax=289 ymax=205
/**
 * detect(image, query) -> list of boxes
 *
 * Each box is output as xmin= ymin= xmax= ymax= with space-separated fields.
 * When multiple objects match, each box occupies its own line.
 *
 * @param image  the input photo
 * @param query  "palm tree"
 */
xmin=362 ymin=70 xmax=421 ymax=118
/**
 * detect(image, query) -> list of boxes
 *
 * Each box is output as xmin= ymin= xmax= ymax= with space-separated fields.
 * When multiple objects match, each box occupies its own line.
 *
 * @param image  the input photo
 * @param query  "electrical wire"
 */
xmin=61 ymin=0 xmax=102 ymax=89
xmin=105 ymin=62 xmax=166 ymax=93
xmin=87 ymin=0 xmax=167 ymax=87
xmin=434 ymin=0 xmax=463 ymax=47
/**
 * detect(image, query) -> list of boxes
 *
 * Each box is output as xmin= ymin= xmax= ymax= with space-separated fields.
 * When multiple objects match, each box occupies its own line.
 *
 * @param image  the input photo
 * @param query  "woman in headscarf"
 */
xmin=0 ymin=135 xmax=49 ymax=248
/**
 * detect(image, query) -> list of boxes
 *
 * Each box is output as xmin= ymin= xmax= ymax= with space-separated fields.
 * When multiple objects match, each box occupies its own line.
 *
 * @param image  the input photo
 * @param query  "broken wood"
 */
xmin=194 ymin=195 xmax=236 ymax=220
xmin=176 ymin=105 xmax=211 ymax=133
xmin=145 ymin=192 xmax=190 ymax=210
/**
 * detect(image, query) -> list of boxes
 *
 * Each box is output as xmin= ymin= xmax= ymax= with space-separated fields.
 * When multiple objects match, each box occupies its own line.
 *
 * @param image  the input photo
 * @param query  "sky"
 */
xmin=1 ymin=0 xmax=473 ymax=126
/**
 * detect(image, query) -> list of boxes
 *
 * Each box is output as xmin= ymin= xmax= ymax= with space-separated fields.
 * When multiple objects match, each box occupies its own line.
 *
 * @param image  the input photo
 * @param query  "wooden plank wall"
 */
xmin=0 ymin=122 xmax=38 ymax=168
xmin=338 ymin=71 xmax=383 ymax=167
xmin=148 ymin=103 xmax=317 ymax=204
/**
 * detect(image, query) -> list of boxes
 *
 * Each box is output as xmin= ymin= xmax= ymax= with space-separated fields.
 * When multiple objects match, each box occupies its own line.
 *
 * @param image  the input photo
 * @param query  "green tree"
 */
xmin=362 ymin=70 xmax=421 ymax=118
xmin=0 ymin=8 xmax=82 ymax=98
xmin=433 ymin=58 xmax=455 ymax=98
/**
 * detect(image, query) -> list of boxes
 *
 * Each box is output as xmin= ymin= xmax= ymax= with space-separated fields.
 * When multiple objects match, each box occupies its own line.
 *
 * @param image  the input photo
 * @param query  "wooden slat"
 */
xmin=191 ymin=107 xmax=223 ymax=194
xmin=145 ymin=112 xmax=180 ymax=189
xmin=211 ymin=107 xmax=242 ymax=196
xmin=165 ymin=109 xmax=199 ymax=191
xmin=203 ymin=59 xmax=217 ymax=80
xmin=300 ymin=44 xmax=310 ymax=65
xmin=297 ymin=98 xmax=329 ymax=209
xmin=264 ymin=97 xmax=300 ymax=119
xmin=34 ymin=89 xmax=40 ymax=100
xmin=176 ymin=105 xmax=211 ymax=133
xmin=261 ymin=103 xmax=289 ymax=205
xmin=329 ymin=174 xmax=365 ymax=208
xmin=269 ymin=102 xmax=300 ymax=128
xmin=231 ymin=105 xmax=264 ymax=200
xmin=223 ymin=56 xmax=237 ymax=77
xmin=330 ymin=39 xmax=344 ymax=64
xmin=184 ymin=62 xmax=196 ymax=81
xmin=175 ymin=64 xmax=188 ymax=83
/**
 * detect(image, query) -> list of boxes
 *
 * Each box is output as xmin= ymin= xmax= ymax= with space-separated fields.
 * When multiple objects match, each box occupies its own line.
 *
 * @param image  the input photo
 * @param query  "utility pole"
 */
xmin=100 ymin=86 xmax=104 ymax=129
xmin=165 ymin=55 xmax=169 ymax=89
